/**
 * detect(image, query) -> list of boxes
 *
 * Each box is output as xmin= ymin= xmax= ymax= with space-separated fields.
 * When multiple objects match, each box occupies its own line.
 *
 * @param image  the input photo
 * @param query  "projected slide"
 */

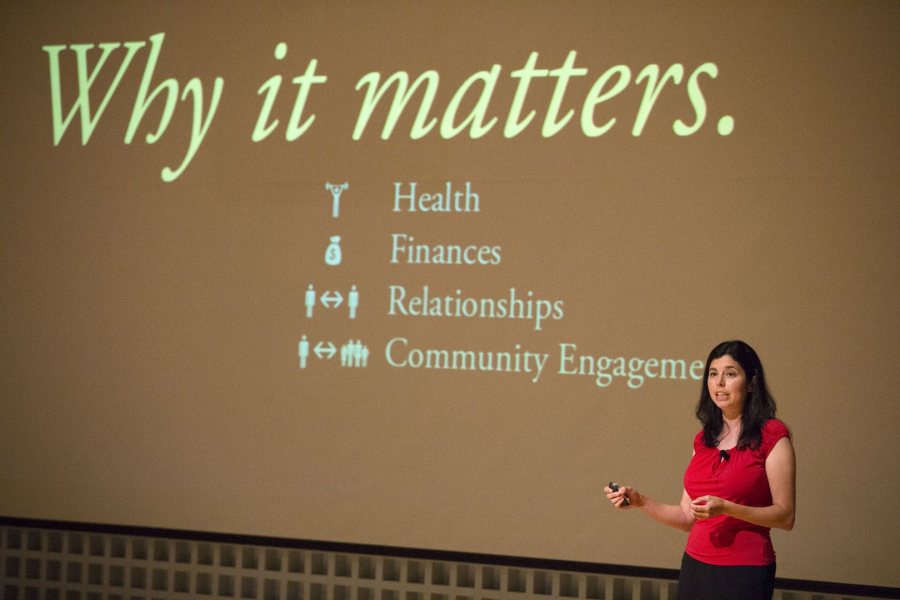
xmin=1 ymin=1 xmax=898 ymax=590
xmin=299 ymin=179 xmax=704 ymax=388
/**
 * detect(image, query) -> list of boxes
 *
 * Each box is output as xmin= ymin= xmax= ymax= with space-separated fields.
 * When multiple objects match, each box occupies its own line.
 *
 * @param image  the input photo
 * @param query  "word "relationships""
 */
xmin=385 ymin=338 xmax=703 ymax=388
xmin=388 ymin=285 xmax=563 ymax=332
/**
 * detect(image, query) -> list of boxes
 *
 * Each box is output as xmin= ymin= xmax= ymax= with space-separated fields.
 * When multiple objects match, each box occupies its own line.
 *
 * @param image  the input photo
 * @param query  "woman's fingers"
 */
xmin=604 ymin=484 xmax=632 ymax=509
xmin=690 ymin=496 xmax=714 ymax=518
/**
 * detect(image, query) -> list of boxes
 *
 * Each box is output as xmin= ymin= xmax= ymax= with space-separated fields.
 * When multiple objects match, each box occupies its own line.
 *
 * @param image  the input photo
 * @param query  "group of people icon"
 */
xmin=340 ymin=340 xmax=369 ymax=368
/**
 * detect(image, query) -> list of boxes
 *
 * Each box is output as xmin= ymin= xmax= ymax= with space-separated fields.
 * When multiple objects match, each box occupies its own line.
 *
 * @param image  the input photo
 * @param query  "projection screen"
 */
xmin=2 ymin=1 xmax=899 ymax=590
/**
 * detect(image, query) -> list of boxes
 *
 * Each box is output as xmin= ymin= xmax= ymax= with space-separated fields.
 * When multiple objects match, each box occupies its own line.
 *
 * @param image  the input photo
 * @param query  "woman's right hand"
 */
xmin=604 ymin=484 xmax=639 ymax=509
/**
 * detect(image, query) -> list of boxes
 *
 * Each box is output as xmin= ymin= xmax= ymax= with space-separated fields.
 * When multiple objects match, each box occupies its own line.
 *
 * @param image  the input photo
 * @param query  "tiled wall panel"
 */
xmin=0 ymin=525 xmax=885 ymax=600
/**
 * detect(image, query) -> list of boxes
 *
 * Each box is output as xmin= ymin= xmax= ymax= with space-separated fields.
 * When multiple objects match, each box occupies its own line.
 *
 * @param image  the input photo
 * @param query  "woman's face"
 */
xmin=707 ymin=354 xmax=750 ymax=419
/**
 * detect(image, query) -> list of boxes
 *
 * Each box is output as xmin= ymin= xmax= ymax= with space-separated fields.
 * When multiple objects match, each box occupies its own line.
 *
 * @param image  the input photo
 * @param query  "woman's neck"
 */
xmin=723 ymin=413 xmax=742 ymax=429
xmin=718 ymin=415 xmax=742 ymax=447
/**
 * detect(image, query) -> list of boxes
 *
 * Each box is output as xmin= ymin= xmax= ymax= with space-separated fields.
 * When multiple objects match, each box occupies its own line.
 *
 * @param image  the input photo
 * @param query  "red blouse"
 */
xmin=683 ymin=419 xmax=790 ymax=566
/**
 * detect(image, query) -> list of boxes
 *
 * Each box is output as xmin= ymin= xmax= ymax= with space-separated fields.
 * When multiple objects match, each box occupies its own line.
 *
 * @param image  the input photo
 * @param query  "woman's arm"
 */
xmin=605 ymin=485 xmax=695 ymax=532
xmin=689 ymin=436 xmax=796 ymax=530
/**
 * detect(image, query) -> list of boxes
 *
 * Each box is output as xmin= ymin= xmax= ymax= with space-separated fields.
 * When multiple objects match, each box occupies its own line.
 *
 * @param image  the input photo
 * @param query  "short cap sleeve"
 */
xmin=760 ymin=419 xmax=790 ymax=456
xmin=693 ymin=429 xmax=706 ymax=452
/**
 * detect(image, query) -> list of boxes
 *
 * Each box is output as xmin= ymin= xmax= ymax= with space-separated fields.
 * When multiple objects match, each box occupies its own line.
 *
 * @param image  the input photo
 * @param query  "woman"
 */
xmin=605 ymin=340 xmax=795 ymax=600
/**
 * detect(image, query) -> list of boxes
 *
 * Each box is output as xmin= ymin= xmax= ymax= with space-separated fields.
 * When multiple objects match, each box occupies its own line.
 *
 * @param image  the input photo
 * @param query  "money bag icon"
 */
xmin=325 ymin=235 xmax=342 ymax=266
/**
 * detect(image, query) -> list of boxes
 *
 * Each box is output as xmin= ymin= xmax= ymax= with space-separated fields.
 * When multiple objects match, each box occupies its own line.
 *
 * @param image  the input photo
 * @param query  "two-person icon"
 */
xmin=305 ymin=284 xmax=359 ymax=319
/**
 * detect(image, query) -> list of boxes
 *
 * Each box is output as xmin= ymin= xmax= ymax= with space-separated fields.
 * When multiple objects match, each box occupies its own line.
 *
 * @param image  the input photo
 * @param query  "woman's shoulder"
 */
xmin=692 ymin=428 xmax=707 ymax=450
xmin=761 ymin=419 xmax=791 ymax=453
xmin=763 ymin=418 xmax=790 ymax=436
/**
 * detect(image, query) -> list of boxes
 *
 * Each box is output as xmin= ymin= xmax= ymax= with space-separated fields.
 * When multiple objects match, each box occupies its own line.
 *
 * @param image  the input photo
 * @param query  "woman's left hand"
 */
xmin=689 ymin=495 xmax=728 ymax=519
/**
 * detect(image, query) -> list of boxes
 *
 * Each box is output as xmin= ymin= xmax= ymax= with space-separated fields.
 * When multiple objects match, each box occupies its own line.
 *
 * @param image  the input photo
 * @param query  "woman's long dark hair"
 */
xmin=696 ymin=340 xmax=777 ymax=450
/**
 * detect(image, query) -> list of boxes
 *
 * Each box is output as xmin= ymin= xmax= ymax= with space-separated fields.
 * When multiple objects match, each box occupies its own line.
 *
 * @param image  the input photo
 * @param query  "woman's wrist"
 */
xmin=630 ymin=490 xmax=645 ymax=508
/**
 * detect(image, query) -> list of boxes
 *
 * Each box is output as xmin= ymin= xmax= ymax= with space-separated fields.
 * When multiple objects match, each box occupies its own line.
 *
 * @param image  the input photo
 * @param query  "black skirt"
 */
xmin=677 ymin=552 xmax=776 ymax=600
